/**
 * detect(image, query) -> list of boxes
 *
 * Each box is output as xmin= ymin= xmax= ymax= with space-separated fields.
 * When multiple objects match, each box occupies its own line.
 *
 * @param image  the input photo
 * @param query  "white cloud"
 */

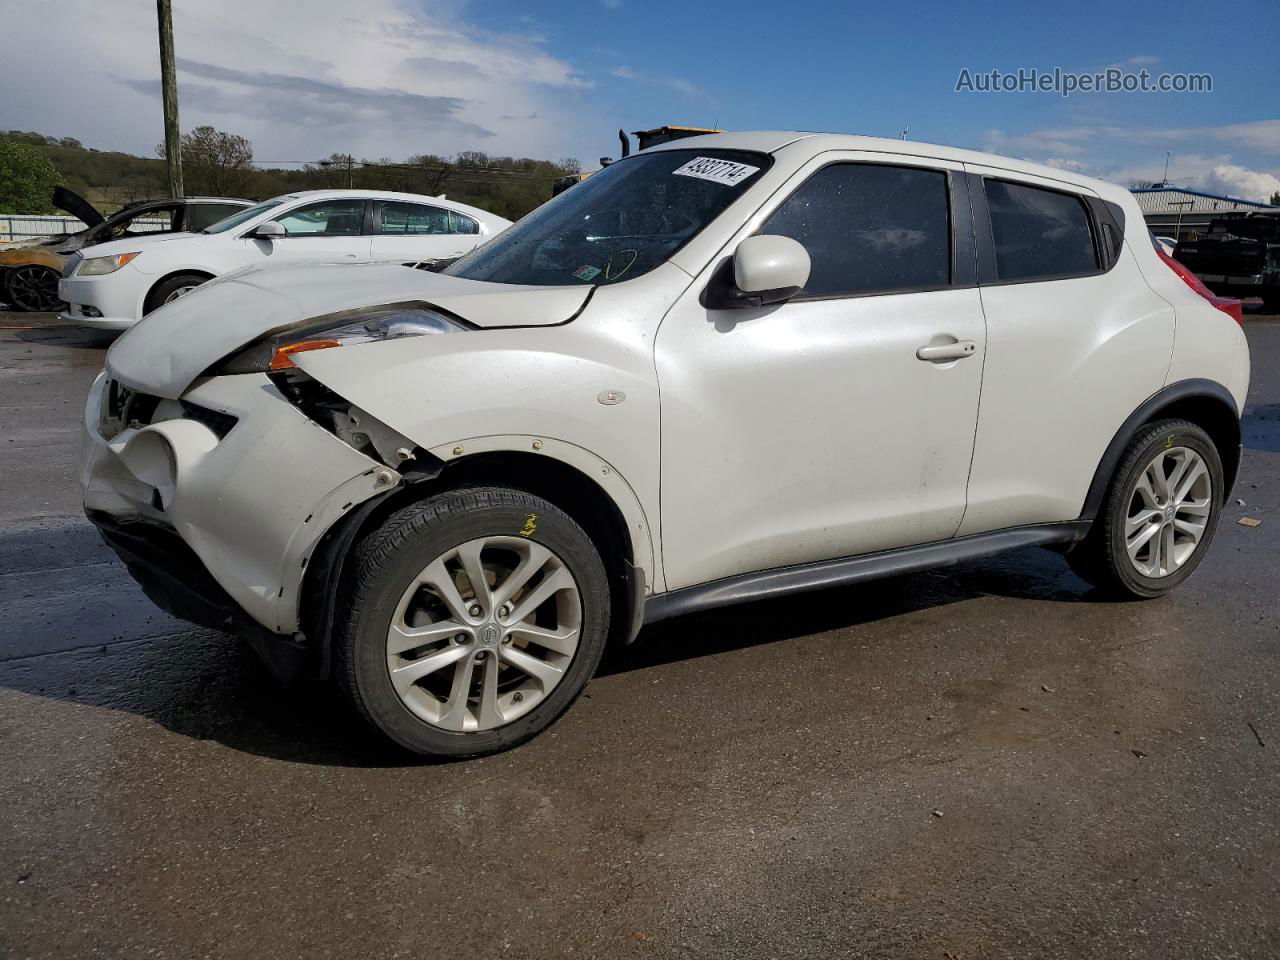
xmin=0 ymin=0 xmax=611 ymax=163
xmin=1090 ymin=153 xmax=1279 ymax=201
xmin=1200 ymin=164 xmax=1280 ymax=201
xmin=981 ymin=121 xmax=1280 ymax=201
xmin=611 ymin=66 xmax=716 ymax=106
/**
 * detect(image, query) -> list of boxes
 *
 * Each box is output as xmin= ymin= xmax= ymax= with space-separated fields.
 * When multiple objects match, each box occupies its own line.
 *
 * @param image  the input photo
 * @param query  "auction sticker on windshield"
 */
xmin=672 ymin=156 xmax=760 ymax=186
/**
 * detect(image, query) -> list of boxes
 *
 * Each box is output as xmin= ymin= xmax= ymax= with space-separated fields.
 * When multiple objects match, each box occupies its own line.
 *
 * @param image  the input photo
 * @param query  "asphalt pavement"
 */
xmin=1 ymin=308 xmax=1278 ymax=959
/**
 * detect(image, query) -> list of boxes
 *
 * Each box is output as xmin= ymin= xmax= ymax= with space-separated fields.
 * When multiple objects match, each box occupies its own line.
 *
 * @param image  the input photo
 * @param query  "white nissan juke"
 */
xmin=81 ymin=132 xmax=1250 ymax=758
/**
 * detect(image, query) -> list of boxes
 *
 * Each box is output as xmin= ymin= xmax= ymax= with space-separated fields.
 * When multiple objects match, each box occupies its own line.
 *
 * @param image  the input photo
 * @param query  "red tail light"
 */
xmin=1155 ymin=246 xmax=1245 ymax=326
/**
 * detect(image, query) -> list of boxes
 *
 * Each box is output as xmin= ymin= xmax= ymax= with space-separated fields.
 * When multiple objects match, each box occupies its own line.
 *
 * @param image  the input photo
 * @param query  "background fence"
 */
xmin=0 ymin=215 xmax=89 ymax=243
xmin=0 ymin=214 xmax=170 ymax=243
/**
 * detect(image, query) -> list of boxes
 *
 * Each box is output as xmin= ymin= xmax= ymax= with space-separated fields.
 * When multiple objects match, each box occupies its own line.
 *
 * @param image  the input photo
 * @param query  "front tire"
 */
xmin=1068 ymin=419 xmax=1223 ymax=598
xmin=4 ymin=264 xmax=63 ymax=312
xmin=335 ymin=487 xmax=610 ymax=758
xmin=145 ymin=272 xmax=209 ymax=314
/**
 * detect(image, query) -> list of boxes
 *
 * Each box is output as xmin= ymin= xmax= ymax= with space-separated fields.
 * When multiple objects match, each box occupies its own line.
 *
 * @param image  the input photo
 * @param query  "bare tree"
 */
xmin=557 ymin=157 xmax=582 ymax=176
xmin=407 ymin=153 xmax=455 ymax=195
xmin=455 ymin=150 xmax=490 ymax=170
xmin=156 ymin=126 xmax=253 ymax=196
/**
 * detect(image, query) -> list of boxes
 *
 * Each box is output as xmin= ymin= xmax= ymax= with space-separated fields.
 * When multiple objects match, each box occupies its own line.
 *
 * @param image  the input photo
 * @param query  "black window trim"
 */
xmin=704 ymin=159 xmax=977 ymax=308
xmin=971 ymin=173 xmax=1116 ymax=287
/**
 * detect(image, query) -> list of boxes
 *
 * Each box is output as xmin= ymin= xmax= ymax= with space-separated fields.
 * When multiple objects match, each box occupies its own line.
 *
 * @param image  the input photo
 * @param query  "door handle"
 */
xmin=916 ymin=340 xmax=977 ymax=362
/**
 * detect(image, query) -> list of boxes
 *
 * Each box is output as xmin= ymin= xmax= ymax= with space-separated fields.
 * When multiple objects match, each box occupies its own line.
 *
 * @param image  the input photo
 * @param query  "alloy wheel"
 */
xmin=1124 ymin=446 xmax=1213 ymax=578
xmin=163 ymin=284 xmax=198 ymax=304
xmin=385 ymin=536 xmax=582 ymax=732
xmin=5 ymin=265 xmax=63 ymax=312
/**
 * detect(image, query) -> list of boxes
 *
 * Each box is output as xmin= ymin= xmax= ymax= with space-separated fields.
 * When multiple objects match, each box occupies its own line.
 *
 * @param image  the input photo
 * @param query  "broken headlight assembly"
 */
xmin=218 ymin=304 xmax=469 ymax=375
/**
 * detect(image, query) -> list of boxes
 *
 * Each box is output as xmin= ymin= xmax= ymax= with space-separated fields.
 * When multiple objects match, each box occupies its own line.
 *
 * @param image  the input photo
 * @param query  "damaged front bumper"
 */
xmin=81 ymin=369 xmax=399 ymax=673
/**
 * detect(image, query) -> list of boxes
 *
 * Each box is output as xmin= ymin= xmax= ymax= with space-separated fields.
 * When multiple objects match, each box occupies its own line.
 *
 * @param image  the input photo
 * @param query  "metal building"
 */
xmin=1131 ymin=187 xmax=1277 ymax=241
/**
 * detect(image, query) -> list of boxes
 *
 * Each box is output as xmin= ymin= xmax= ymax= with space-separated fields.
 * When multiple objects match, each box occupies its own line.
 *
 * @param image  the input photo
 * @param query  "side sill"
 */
xmin=643 ymin=522 xmax=1090 ymax=625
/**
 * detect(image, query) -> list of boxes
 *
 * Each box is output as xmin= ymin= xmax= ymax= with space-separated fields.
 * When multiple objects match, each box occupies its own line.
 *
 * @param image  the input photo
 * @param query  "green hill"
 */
xmin=2 ymin=130 xmax=576 ymax=221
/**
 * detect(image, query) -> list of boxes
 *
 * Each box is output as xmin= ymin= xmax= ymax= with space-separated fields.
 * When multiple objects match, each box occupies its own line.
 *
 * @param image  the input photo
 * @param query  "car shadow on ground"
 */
xmin=602 ymin=547 xmax=1109 ymax=677
xmin=12 ymin=322 xmax=116 ymax=351
xmin=0 ymin=519 xmax=1114 ymax=770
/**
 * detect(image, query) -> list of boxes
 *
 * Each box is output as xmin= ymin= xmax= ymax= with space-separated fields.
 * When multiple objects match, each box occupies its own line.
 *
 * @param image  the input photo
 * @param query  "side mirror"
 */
xmin=251 ymin=221 xmax=286 ymax=239
xmin=730 ymin=235 xmax=810 ymax=306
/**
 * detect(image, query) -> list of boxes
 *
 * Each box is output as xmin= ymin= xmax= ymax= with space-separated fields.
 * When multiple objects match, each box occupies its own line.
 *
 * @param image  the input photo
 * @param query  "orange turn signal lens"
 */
xmin=268 ymin=339 xmax=342 ymax=370
xmin=117 ymin=251 xmax=141 ymax=268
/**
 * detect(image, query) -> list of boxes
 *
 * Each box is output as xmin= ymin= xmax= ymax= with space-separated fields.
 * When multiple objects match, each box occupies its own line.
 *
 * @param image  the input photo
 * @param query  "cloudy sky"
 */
xmin=1 ymin=0 xmax=1277 ymax=199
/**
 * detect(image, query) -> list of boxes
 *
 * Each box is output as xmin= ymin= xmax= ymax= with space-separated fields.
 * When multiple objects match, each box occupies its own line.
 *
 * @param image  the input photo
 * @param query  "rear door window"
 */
xmin=377 ymin=201 xmax=452 ymax=235
xmin=984 ymin=180 xmax=1098 ymax=281
xmin=762 ymin=163 xmax=951 ymax=297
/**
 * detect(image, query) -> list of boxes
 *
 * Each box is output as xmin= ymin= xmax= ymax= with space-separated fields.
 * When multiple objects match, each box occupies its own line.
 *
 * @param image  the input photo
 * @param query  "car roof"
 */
xmin=274 ymin=189 xmax=472 ymax=202
xmin=645 ymin=130 xmax=1120 ymax=196
xmin=266 ymin=189 xmax=503 ymax=218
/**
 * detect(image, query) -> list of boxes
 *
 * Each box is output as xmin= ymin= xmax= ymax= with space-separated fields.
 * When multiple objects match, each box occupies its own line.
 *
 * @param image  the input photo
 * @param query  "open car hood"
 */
xmin=52 ymin=186 xmax=104 ymax=228
xmin=106 ymin=260 xmax=592 ymax=398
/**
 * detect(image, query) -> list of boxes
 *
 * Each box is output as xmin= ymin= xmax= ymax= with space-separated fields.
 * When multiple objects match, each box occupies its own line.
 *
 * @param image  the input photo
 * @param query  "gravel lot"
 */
xmin=2 ymin=307 xmax=1278 ymax=959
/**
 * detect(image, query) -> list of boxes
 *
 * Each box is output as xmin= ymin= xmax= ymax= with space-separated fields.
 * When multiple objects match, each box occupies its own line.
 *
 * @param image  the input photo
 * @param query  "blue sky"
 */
xmin=2 ymin=0 xmax=1276 ymax=199
xmin=468 ymin=0 xmax=1280 ymax=197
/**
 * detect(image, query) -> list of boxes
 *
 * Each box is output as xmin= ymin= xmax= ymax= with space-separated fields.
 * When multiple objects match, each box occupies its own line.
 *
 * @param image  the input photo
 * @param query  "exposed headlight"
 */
xmin=77 ymin=252 xmax=141 ymax=276
xmin=219 ymin=304 xmax=469 ymax=374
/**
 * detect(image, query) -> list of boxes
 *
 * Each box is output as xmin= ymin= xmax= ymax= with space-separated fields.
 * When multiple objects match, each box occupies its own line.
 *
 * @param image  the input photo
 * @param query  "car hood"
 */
xmin=106 ymin=260 xmax=592 ymax=398
xmin=0 ymin=234 xmax=71 ymax=252
xmin=52 ymin=186 xmax=105 ymax=227
xmin=80 ymin=231 xmax=204 ymax=259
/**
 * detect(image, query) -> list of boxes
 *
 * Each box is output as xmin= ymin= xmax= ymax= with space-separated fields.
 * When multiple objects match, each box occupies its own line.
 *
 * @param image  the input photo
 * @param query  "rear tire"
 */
xmin=335 ymin=487 xmax=610 ymax=758
xmin=1068 ymin=419 xmax=1223 ymax=598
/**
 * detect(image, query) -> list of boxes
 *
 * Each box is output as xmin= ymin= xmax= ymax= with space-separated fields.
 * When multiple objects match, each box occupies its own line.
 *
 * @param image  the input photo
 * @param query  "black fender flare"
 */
xmin=1079 ymin=378 xmax=1241 ymax=521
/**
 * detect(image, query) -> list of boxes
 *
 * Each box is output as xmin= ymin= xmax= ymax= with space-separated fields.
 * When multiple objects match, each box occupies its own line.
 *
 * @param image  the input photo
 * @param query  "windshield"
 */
xmin=443 ymin=149 xmax=770 ymax=286
xmin=202 ymin=198 xmax=287 ymax=234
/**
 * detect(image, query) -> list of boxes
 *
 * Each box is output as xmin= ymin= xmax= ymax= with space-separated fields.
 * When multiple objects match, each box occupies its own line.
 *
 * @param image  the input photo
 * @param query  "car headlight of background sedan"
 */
xmin=77 ymin=252 xmax=142 ymax=276
xmin=219 ymin=304 xmax=470 ymax=374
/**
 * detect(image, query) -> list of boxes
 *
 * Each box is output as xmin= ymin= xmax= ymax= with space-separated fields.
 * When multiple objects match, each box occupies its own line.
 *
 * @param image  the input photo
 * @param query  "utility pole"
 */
xmin=157 ymin=0 xmax=183 ymax=198
xmin=1163 ymin=151 xmax=1171 ymax=187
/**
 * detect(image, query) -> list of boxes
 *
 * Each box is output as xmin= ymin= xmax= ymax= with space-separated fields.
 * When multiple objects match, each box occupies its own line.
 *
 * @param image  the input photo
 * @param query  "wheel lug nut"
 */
xmin=512 ymin=692 xmax=523 ymax=703
xmin=456 ymin=634 xmax=470 ymax=645
xmin=501 ymin=636 xmax=512 ymax=645
xmin=499 ymin=604 xmax=511 ymax=618
xmin=469 ymin=605 xmax=482 ymax=618
xmin=474 ymin=651 xmax=486 ymax=662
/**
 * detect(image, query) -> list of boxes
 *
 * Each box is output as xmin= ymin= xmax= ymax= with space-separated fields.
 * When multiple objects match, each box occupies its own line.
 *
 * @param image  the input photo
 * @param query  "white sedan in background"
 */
xmin=59 ymin=189 xmax=511 ymax=331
